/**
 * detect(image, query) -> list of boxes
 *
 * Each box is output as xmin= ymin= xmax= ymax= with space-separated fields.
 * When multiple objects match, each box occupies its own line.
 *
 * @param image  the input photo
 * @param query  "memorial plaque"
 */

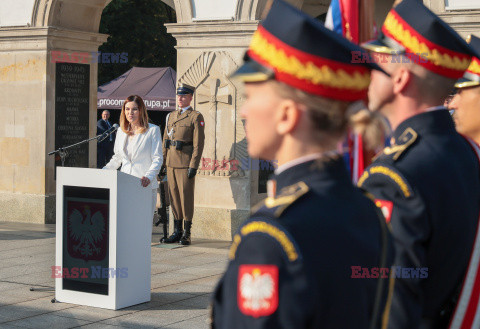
xmin=55 ymin=63 xmax=90 ymax=169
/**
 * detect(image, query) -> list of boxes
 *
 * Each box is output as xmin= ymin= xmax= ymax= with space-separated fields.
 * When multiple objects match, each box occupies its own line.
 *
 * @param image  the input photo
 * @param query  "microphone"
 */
xmin=98 ymin=123 xmax=119 ymax=142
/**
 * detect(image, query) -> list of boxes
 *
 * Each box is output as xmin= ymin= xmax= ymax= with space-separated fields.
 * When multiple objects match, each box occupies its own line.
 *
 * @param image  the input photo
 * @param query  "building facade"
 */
xmin=0 ymin=0 xmax=478 ymax=240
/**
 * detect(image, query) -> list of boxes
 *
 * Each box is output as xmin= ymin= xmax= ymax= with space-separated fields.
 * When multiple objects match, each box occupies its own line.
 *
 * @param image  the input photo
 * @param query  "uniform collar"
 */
xmin=272 ymin=156 xmax=350 ymax=191
xmin=393 ymin=108 xmax=455 ymax=140
xmin=179 ymin=106 xmax=191 ymax=115
xmin=275 ymin=153 xmax=324 ymax=175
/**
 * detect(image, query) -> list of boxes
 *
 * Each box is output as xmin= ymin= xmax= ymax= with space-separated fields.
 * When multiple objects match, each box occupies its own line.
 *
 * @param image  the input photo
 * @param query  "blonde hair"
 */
xmin=269 ymin=80 xmax=387 ymax=150
xmin=120 ymin=95 xmax=149 ymax=134
xmin=349 ymin=108 xmax=389 ymax=150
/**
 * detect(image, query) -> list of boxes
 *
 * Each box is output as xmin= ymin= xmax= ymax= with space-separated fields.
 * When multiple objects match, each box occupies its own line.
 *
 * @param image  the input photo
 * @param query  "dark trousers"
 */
xmin=97 ymin=145 xmax=114 ymax=168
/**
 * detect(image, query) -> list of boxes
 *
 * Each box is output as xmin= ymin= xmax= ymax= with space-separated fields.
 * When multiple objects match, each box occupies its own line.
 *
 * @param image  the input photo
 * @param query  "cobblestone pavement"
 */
xmin=0 ymin=222 xmax=230 ymax=329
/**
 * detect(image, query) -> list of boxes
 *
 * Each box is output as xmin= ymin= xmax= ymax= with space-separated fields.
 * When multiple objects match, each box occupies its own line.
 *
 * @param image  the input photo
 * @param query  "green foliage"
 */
xmin=98 ymin=0 xmax=176 ymax=85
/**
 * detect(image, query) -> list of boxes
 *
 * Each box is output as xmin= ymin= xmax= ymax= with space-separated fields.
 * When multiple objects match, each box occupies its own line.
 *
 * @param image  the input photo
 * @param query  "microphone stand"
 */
xmin=48 ymin=129 xmax=116 ymax=166
xmin=41 ymin=127 xmax=116 ymax=302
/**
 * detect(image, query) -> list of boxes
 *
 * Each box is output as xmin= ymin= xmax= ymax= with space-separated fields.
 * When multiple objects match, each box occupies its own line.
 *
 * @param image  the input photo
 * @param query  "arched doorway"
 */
xmin=0 ymin=0 xmax=395 ymax=235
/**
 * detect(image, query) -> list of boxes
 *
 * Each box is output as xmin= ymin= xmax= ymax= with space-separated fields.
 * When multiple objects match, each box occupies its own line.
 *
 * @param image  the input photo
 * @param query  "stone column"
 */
xmin=0 ymin=27 xmax=107 ymax=223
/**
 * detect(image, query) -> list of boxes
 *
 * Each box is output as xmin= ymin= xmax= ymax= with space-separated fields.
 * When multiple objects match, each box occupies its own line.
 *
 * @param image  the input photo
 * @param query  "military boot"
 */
xmin=179 ymin=220 xmax=192 ymax=245
xmin=163 ymin=220 xmax=183 ymax=243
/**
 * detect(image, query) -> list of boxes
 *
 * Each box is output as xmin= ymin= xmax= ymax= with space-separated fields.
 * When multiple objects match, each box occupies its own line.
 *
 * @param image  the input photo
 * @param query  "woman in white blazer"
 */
xmin=104 ymin=95 xmax=163 ymax=216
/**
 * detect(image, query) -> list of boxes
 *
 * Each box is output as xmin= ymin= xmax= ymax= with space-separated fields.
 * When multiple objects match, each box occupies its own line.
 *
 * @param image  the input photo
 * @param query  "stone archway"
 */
xmin=0 ymin=0 xmax=394 ymax=239
xmin=0 ymin=0 xmax=335 ymax=233
xmin=0 ymin=0 xmax=261 ymax=231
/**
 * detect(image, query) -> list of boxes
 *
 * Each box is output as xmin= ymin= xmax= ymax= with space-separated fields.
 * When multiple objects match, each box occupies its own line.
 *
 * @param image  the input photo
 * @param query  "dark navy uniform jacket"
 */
xmin=359 ymin=109 xmax=480 ymax=329
xmin=212 ymin=157 xmax=395 ymax=329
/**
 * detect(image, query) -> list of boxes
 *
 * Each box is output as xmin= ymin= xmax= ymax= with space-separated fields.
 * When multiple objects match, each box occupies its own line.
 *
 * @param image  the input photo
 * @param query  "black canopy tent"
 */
xmin=97 ymin=67 xmax=176 ymax=112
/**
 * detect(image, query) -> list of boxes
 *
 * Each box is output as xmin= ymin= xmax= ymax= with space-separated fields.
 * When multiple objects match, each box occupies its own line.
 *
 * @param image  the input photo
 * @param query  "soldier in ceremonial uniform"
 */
xmin=359 ymin=1 xmax=480 ymax=328
xmin=161 ymin=83 xmax=205 ymax=245
xmin=449 ymin=35 xmax=480 ymax=146
xmin=211 ymin=1 xmax=395 ymax=328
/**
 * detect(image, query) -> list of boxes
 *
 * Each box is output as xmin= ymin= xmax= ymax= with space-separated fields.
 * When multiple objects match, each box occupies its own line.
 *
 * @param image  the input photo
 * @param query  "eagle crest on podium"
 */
xmin=66 ymin=202 xmax=108 ymax=261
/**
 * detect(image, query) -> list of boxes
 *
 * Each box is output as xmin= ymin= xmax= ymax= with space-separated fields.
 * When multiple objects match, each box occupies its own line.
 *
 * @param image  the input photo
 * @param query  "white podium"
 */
xmin=55 ymin=167 xmax=152 ymax=310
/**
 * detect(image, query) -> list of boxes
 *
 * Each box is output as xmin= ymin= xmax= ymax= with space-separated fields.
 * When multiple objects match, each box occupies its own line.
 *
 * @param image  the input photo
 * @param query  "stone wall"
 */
xmin=0 ymin=26 xmax=106 ymax=223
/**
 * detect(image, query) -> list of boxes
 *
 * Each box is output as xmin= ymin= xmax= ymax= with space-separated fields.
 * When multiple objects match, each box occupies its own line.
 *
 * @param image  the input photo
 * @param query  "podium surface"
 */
xmin=55 ymin=167 xmax=152 ymax=309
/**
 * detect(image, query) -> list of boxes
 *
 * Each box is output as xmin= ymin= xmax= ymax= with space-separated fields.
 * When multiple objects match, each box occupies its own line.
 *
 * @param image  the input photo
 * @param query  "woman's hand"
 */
xmin=140 ymin=176 xmax=151 ymax=187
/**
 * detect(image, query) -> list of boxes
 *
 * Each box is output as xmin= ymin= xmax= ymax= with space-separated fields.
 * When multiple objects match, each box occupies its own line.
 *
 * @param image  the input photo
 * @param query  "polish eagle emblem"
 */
xmin=238 ymin=265 xmax=279 ymax=317
xmin=375 ymin=199 xmax=393 ymax=223
xmin=68 ymin=205 xmax=106 ymax=261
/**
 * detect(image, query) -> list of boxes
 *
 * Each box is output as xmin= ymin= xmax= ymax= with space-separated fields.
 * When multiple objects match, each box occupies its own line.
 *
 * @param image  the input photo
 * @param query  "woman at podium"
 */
xmin=103 ymin=95 xmax=163 ymax=215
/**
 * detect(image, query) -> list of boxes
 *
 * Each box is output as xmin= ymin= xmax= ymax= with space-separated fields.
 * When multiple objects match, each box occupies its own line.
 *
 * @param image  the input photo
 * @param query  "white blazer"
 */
xmin=104 ymin=123 xmax=163 ymax=189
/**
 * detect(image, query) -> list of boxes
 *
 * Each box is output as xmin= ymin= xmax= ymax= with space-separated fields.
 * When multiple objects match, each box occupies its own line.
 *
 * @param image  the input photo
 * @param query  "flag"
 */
xmin=325 ymin=0 xmax=360 ymax=43
xmin=325 ymin=0 xmax=377 ymax=183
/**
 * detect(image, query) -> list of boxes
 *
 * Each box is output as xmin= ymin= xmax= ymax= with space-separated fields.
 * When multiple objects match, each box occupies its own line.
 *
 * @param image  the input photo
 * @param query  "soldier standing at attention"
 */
xmin=161 ymin=83 xmax=205 ymax=245
xmin=211 ymin=1 xmax=395 ymax=328
xmin=359 ymin=0 xmax=480 ymax=328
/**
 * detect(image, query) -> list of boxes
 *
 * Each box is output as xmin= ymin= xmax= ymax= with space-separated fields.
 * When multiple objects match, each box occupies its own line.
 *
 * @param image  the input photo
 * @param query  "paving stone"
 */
xmin=153 ymin=282 xmax=213 ymax=295
xmin=175 ymin=262 xmax=227 ymax=277
xmin=0 ymin=231 xmax=55 ymax=239
xmin=2 ymin=270 xmax=54 ymax=287
xmin=171 ymin=294 xmax=211 ymax=310
xmin=0 ymin=285 xmax=53 ymax=306
xmin=0 ymin=256 xmax=52 ymax=269
xmin=188 ymin=274 xmax=223 ymax=287
xmin=76 ymin=323 xmax=136 ymax=329
xmin=0 ymin=223 xmax=55 ymax=233
xmin=160 ymin=253 xmax=225 ymax=267
xmin=0 ymin=245 xmax=54 ymax=261
xmin=162 ymin=315 xmax=209 ymax=329
xmin=150 ymin=263 xmax=182 ymax=275
xmin=0 ymin=261 xmax=55 ymax=280
xmin=5 ymin=273 xmax=55 ymax=287
xmin=0 ymin=281 xmax=30 ymax=293
xmin=5 ymin=313 xmax=91 ymax=328
xmin=150 ymin=291 xmax=197 ymax=304
xmin=100 ymin=307 xmax=206 ymax=328
xmin=0 ymin=322 xmax=27 ymax=328
xmin=0 ymin=222 xmax=229 ymax=328
xmin=0 ymin=297 xmax=76 ymax=323
xmin=150 ymin=250 xmax=205 ymax=262
xmin=152 ymin=244 xmax=185 ymax=250
xmin=52 ymin=305 xmax=137 ymax=322
xmin=150 ymin=272 xmax=200 ymax=289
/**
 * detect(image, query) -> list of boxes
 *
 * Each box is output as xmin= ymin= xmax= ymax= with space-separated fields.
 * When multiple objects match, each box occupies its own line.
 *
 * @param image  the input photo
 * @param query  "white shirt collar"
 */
xmin=179 ymin=106 xmax=190 ymax=114
xmin=274 ymin=153 xmax=324 ymax=175
xmin=426 ymin=106 xmax=446 ymax=112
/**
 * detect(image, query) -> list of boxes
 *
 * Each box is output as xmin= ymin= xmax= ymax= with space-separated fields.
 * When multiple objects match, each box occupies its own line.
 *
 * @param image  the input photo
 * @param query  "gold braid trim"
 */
xmin=228 ymin=234 xmax=242 ymax=260
xmin=370 ymin=166 xmax=412 ymax=198
xmin=241 ymin=221 xmax=298 ymax=261
xmin=383 ymin=12 xmax=470 ymax=71
xmin=357 ymin=171 xmax=369 ymax=187
xmin=249 ymin=30 xmax=371 ymax=91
